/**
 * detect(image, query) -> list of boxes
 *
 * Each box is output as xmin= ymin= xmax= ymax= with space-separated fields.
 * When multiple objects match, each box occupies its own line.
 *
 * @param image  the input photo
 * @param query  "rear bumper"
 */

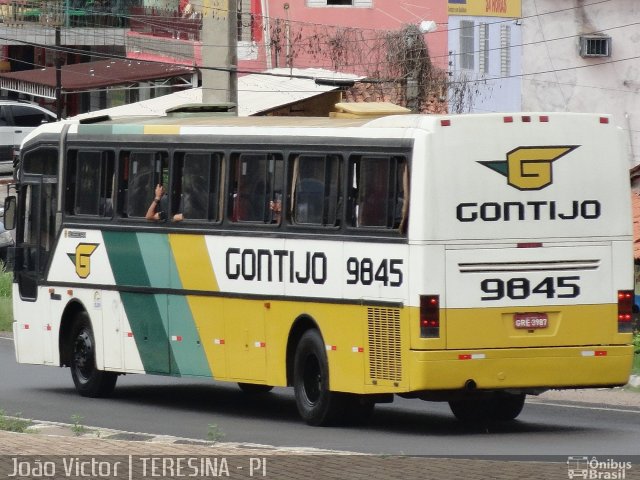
xmin=408 ymin=345 xmax=634 ymax=391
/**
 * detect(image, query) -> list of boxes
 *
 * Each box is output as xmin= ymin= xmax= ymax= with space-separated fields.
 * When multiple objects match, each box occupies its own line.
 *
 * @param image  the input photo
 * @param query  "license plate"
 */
xmin=514 ymin=313 xmax=548 ymax=329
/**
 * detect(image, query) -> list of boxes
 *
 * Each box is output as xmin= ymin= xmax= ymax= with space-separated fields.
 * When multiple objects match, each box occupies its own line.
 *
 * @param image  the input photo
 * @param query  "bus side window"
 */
xmin=117 ymin=152 xmax=130 ymax=217
xmin=230 ymin=152 xmax=283 ymax=224
xmin=290 ymin=154 xmax=341 ymax=226
xmin=350 ymin=155 xmax=408 ymax=232
xmin=65 ymin=150 xmax=115 ymax=217
xmin=126 ymin=151 xmax=168 ymax=219
xmin=172 ymin=152 xmax=223 ymax=222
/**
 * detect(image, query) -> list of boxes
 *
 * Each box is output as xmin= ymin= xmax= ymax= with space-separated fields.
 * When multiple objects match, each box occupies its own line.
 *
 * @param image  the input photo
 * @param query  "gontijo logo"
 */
xmin=67 ymin=243 xmax=99 ymax=279
xmin=479 ymin=146 xmax=578 ymax=190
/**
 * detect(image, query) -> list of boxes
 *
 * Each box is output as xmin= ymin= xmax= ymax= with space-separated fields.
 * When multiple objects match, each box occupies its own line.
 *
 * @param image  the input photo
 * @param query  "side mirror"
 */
xmin=4 ymin=196 xmax=16 ymax=231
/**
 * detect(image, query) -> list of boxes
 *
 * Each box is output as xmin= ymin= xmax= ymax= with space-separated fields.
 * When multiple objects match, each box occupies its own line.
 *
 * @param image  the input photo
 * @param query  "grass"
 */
xmin=70 ymin=414 xmax=87 ymax=436
xmin=633 ymin=332 xmax=640 ymax=375
xmin=0 ymin=297 xmax=12 ymax=333
xmin=207 ymin=423 xmax=225 ymax=442
xmin=0 ymin=409 xmax=32 ymax=433
xmin=0 ymin=263 xmax=11 ymax=332
xmin=0 ymin=263 xmax=12 ymax=297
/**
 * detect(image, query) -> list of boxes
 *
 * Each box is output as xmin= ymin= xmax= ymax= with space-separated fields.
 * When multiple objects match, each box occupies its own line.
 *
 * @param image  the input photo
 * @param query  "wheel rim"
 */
xmin=302 ymin=354 xmax=322 ymax=405
xmin=73 ymin=329 xmax=94 ymax=382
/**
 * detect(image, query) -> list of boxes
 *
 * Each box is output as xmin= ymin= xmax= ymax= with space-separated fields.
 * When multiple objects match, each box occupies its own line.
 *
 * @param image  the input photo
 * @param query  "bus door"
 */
xmin=13 ymin=177 xmax=57 ymax=364
xmin=15 ymin=177 xmax=57 ymax=301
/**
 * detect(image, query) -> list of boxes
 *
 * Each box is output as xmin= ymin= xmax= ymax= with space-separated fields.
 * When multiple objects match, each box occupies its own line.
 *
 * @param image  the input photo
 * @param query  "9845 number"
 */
xmin=346 ymin=257 xmax=403 ymax=287
xmin=480 ymin=276 xmax=580 ymax=301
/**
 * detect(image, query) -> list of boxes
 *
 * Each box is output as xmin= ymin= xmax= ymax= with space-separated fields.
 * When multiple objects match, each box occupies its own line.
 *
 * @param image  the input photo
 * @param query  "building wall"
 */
xmin=447 ymin=0 xmax=522 ymax=113
xmin=521 ymin=0 xmax=640 ymax=166
xmin=260 ymin=0 xmax=449 ymax=73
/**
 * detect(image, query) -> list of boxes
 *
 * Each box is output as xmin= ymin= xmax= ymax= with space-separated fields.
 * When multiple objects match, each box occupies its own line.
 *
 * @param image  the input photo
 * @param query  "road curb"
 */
xmin=13 ymin=418 xmax=347 ymax=455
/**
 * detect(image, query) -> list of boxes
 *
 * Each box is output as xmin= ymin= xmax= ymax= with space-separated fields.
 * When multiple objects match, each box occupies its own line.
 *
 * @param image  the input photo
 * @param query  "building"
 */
xmin=1 ymin=0 xmax=450 ymax=116
xmin=521 ymin=0 xmax=640 ymax=167
xmin=446 ymin=0 xmax=522 ymax=113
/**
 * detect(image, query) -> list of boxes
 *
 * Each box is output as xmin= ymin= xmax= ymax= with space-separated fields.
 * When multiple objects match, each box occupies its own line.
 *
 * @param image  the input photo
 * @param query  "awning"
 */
xmin=71 ymin=67 xmax=362 ymax=118
xmin=0 ymin=59 xmax=195 ymax=99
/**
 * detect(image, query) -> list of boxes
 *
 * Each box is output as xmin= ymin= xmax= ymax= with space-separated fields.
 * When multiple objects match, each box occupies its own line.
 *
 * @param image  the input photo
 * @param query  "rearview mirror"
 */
xmin=4 ymin=196 xmax=16 ymax=231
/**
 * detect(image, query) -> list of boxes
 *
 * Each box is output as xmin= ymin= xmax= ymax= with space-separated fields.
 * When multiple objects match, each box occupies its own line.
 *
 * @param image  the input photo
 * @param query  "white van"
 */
xmin=0 ymin=99 xmax=56 ymax=174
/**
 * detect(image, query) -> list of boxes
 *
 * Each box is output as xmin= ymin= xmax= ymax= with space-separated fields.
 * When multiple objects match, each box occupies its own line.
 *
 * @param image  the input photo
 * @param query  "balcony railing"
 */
xmin=0 ymin=1 xmax=257 ymax=44
xmin=0 ymin=0 xmax=133 ymax=27
xmin=129 ymin=6 xmax=201 ymax=41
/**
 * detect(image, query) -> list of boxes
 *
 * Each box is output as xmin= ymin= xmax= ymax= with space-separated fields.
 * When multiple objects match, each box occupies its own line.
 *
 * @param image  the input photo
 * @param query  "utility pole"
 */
xmin=48 ymin=0 xmax=64 ymax=120
xmin=199 ymin=0 xmax=238 ymax=113
xmin=55 ymin=25 xmax=62 ymax=120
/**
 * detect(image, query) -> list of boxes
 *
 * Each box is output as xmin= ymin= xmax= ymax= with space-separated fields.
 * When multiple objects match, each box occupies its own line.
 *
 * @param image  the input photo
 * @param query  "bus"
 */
xmin=4 ymin=111 xmax=635 ymax=426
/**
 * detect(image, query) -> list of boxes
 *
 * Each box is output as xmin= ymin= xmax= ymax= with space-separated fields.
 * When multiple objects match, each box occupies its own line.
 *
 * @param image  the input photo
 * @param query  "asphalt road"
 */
xmin=1 ymin=337 xmax=639 ymax=456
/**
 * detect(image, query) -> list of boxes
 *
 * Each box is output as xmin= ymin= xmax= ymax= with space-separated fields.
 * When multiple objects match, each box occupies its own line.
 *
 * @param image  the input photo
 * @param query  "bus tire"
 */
xmin=69 ymin=312 xmax=117 ymax=398
xmin=487 ymin=393 xmax=526 ymax=422
xmin=449 ymin=393 xmax=525 ymax=424
xmin=293 ymin=329 xmax=344 ymax=426
xmin=238 ymin=383 xmax=273 ymax=394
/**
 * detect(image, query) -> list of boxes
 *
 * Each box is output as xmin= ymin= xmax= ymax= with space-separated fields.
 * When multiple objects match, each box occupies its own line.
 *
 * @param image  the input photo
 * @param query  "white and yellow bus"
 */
xmin=5 ymin=111 xmax=635 ymax=425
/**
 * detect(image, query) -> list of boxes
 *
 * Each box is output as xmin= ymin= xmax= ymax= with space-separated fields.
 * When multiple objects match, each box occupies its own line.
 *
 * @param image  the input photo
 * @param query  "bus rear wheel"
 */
xmin=69 ymin=312 xmax=117 ymax=398
xmin=293 ymin=330 xmax=344 ymax=426
xmin=448 ymin=393 xmax=525 ymax=424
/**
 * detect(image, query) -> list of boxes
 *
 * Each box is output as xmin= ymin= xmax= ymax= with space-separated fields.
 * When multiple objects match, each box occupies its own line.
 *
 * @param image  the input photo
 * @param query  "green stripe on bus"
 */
xmin=102 ymin=231 xmax=151 ymax=287
xmin=113 ymin=125 xmax=144 ymax=135
xmin=77 ymin=125 xmax=114 ymax=135
xmin=136 ymin=233 xmax=210 ymax=376
xmin=76 ymin=125 xmax=145 ymax=135
xmin=168 ymin=294 xmax=212 ymax=377
xmin=103 ymin=231 xmax=209 ymax=376
xmin=136 ymin=232 xmax=174 ymax=289
xmin=120 ymin=292 xmax=177 ymax=375
xmin=103 ymin=231 xmax=175 ymax=374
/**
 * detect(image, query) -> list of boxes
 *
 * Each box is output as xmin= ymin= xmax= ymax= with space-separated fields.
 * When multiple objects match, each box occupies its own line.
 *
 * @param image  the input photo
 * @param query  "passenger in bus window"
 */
xmin=269 ymin=192 xmax=282 ymax=223
xmin=146 ymin=184 xmax=168 ymax=221
xmin=145 ymin=184 xmax=184 ymax=222
xmin=177 ymin=171 xmax=207 ymax=221
xmin=146 ymin=184 xmax=183 ymax=222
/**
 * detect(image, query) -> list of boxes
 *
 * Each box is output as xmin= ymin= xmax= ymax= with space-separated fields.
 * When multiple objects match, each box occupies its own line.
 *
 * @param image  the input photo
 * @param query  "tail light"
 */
xmin=617 ymin=290 xmax=634 ymax=333
xmin=420 ymin=295 xmax=440 ymax=338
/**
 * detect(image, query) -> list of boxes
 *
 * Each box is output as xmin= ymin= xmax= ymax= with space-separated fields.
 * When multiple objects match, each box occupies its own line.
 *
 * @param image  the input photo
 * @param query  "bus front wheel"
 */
xmin=293 ymin=330 xmax=344 ymax=426
xmin=69 ymin=312 xmax=117 ymax=398
xmin=448 ymin=392 xmax=525 ymax=423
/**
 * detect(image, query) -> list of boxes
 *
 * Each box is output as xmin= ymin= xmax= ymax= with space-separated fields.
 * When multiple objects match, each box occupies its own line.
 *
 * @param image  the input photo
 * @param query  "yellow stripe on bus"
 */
xmin=143 ymin=125 xmax=181 ymax=135
xmin=169 ymin=234 xmax=219 ymax=291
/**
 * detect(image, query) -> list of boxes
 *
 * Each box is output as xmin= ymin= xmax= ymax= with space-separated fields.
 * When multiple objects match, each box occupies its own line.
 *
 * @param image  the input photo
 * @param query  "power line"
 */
xmin=1 ymin=0 xmax=637 ymax=101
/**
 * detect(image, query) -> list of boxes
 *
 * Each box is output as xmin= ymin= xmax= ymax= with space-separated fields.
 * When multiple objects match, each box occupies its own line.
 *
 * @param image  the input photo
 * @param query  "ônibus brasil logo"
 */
xmin=479 ymin=145 xmax=578 ymax=190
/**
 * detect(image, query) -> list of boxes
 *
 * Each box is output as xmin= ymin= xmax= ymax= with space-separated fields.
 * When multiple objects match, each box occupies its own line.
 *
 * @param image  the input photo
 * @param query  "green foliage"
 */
xmin=207 ymin=423 xmax=225 ymax=442
xmin=70 ymin=414 xmax=87 ymax=436
xmin=0 ymin=264 xmax=12 ymax=298
xmin=0 ymin=409 xmax=32 ymax=433
xmin=633 ymin=332 xmax=640 ymax=375
xmin=0 ymin=297 xmax=12 ymax=332
xmin=0 ymin=263 xmax=13 ymax=332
